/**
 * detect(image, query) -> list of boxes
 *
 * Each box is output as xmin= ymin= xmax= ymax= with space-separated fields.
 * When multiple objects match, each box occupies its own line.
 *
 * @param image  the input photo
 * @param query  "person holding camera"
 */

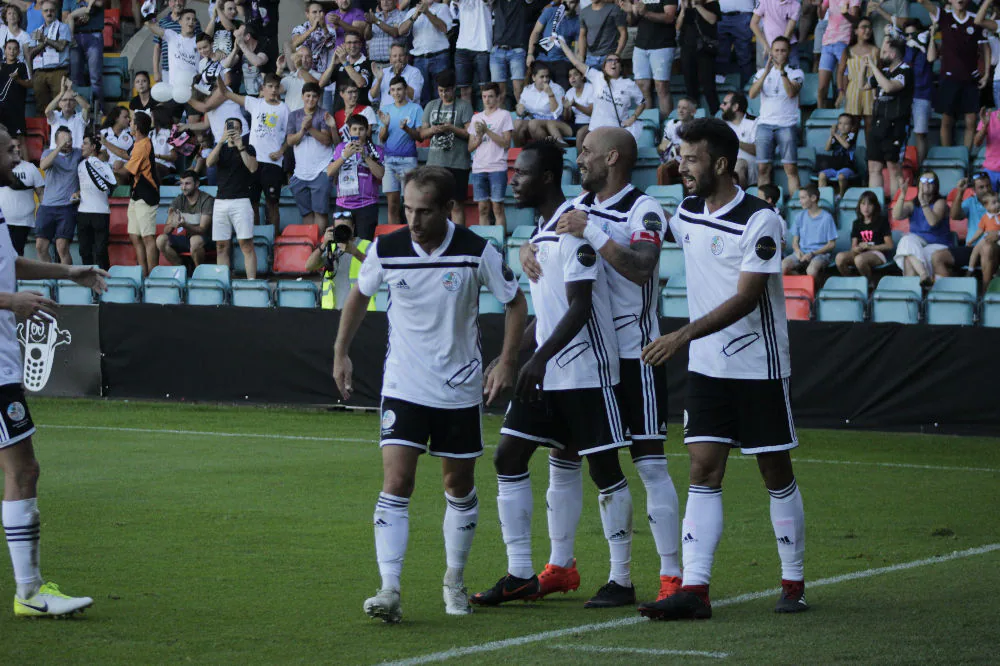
xmin=306 ymin=215 xmax=375 ymax=310
xmin=206 ymin=115 xmax=258 ymax=279
xmin=327 ymin=114 xmax=385 ymax=241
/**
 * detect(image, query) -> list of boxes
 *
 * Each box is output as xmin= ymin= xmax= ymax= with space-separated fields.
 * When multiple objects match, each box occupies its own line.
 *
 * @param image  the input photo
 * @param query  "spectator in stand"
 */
xmin=114 ymin=113 xmax=159 ymax=275
xmin=61 ymin=0 xmax=103 ymax=114
xmin=129 ymin=70 xmax=159 ymax=118
xmin=45 ymin=76 xmax=88 ymax=150
xmin=835 ymin=189 xmax=892 ymax=283
xmin=206 ymin=0 xmax=241 ymax=60
xmin=5 ymin=0 xmax=43 ymax=35
xmin=206 ymin=116 xmax=258 ymax=278
xmin=749 ymin=36 xmax=803 ymax=196
xmin=782 ymin=184 xmax=838 ymax=277
xmin=326 ymin=0 xmax=367 ymax=50
xmin=224 ymin=73 xmax=288 ymax=231
xmin=0 ymin=143 xmax=44 ymax=256
xmin=75 ymin=134 xmax=115 ymax=270
xmin=399 ymin=0 xmax=453 ymax=106
xmin=892 ymin=171 xmax=951 ymax=286
xmin=276 ymin=44 xmax=321 ymax=112
xmin=222 ymin=24 xmax=268 ymax=97
xmin=369 ymin=43 xmax=424 ymax=110
xmin=36 ymin=126 xmax=80 ymax=265
xmin=327 ymin=114 xmax=385 ymax=241
xmin=719 ymin=0 xmax=755 ymax=86
xmin=420 ymin=71 xmax=473 ymax=225
xmin=976 ymin=107 xmax=1000 ymax=192
xmin=721 ymin=91 xmax=757 ymax=187
xmin=284 ymin=82 xmax=335 ymax=231
xmin=676 ymin=0 xmax=723 ymax=115
xmin=933 ymin=173 xmax=999 ymax=281
xmin=291 ymin=1 xmax=335 ymax=75
xmin=562 ymin=66 xmax=594 ymax=137
xmin=0 ymin=40 xmax=31 ymax=152
xmin=156 ymin=169 xmax=215 ymax=268
xmin=903 ymin=19 xmax=935 ymax=168
xmin=918 ymin=0 xmax=990 ymax=149
xmin=819 ymin=113 xmax=858 ymax=197
xmin=452 ymin=0 xmax=493 ymax=105
xmin=836 ymin=18 xmax=877 ymax=134
xmin=366 ymin=0 xmax=407 ymax=69
xmin=306 ymin=220 xmax=374 ymax=311
xmin=758 ymin=181 xmax=783 ymax=209
xmin=751 ymin=0 xmax=800 ymax=71
xmin=977 ymin=0 xmax=1000 ymax=108
xmin=657 ymin=96 xmax=695 ymax=185
xmin=328 ymin=81 xmax=378 ymax=142
xmin=817 ymin=0 xmax=860 ymax=108
xmin=319 ymin=34 xmax=374 ymax=111
xmin=964 ymin=191 xmax=1000 ymax=287
xmin=491 ymin=0 xmax=535 ymax=106
xmin=515 ymin=63 xmax=570 ymax=145
xmin=377 ymin=75 xmax=423 ymax=225
xmin=558 ymin=36 xmax=647 ymax=147
xmin=469 ymin=83 xmax=514 ymax=227
xmin=867 ymin=0 xmax=908 ymax=47
xmin=527 ymin=0 xmax=582 ymax=92
xmin=244 ymin=0 xmax=280 ymax=74
xmin=619 ymin=0 xmax=676 ymax=120
xmin=150 ymin=0 xmax=200 ymax=85
xmin=26 ymin=1 xmax=71 ymax=113
xmin=150 ymin=107 xmax=179 ymax=182
xmin=0 ymin=6 xmax=34 ymax=72
xmin=579 ymin=0 xmax=627 ymax=69
xmin=867 ymin=37 xmax=913 ymax=200
xmin=184 ymin=77 xmax=245 ymax=147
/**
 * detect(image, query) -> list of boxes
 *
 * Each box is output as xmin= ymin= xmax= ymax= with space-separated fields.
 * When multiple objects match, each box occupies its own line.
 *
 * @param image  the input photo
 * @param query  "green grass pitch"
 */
xmin=0 ymin=398 xmax=997 ymax=664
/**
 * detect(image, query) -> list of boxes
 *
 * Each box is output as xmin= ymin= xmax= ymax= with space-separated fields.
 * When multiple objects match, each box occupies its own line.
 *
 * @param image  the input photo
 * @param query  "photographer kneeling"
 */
xmin=307 ymin=212 xmax=376 ymax=310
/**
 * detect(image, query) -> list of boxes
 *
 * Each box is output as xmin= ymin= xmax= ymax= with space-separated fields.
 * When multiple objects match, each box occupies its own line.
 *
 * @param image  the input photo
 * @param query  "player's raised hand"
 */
xmin=555 ymin=209 xmax=588 ymax=237
xmin=333 ymin=354 xmax=354 ymax=400
xmin=514 ymin=354 xmax=546 ymax=402
xmin=519 ymin=242 xmax=542 ymax=282
xmin=641 ymin=329 xmax=690 ymax=366
xmin=68 ymin=265 xmax=109 ymax=294
xmin=483 ymin=356 xmax=516 ymax=406
xmin=11 ymin=291 xmax=57 ymax=321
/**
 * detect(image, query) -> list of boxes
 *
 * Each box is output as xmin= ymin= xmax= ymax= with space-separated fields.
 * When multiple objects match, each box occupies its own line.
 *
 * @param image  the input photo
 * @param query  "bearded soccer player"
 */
xmin=334 ymin=166 xmax=527 ymax=623
xmin=0 ymin=125 xmax=108 ymax=617
xmin=638 ymin=118 xmax=807 ymax=620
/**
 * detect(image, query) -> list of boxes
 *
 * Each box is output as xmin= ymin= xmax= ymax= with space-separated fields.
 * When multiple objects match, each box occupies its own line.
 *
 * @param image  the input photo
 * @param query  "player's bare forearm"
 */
xmin=599 ymin=240 xmax=659 ymax=285
xmin=531 ymin=280 xmax=593 ymax=365
xmin=499 ymin=289 xmax=528 ymax=364
xmin=334 ymin=286 xmax=371 ymax=356
xmin=678 ymin=271 xmax=769 ymax=343
xmin=14 ymin=258 xmax=74 ymax=280
xmin=519 ymin=317 xmax=537 ymax=352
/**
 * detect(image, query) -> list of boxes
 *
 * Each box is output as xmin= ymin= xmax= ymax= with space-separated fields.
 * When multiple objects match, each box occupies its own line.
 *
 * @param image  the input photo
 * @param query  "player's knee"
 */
xmin=688 ymin=458 xmax=724 ymax=487
xmin=10 ymin=456 xmax=40 ymax=491
xmin=382 ymin=468 xmax=416 ymax=498
xmin=756 ymin=451 xmax=794 ymax=489
xmin=586 ymin=450 xmax=625 ymax=490
xmin=493 ymin=439 xmax=530 ymax=477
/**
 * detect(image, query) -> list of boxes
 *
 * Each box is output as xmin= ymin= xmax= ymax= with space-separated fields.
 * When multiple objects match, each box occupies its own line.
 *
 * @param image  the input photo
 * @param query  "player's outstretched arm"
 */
xmin=333 ymin=285 xmax=372 ymax=400
xmin=14 ymin=260 xmax=108 ymax=293
xmin=642 ymin=271 xmax=769 ymax=366
xmin=484 ymin=289 xmax=528 ymax=406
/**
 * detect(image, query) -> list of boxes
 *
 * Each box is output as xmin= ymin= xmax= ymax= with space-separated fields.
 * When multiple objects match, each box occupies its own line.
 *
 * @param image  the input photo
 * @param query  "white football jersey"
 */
xmin=667 ymin=189 xmax=790 ymax=380
xmin=573 ymin=185 xmax=667 ymax=359
xmin=357 ymin=221 xmax=520 ymax=409
xmin=529 ymin=200 xmax=620 ymax=391
xmin=0 ymin=224 xmax=22 ymax=384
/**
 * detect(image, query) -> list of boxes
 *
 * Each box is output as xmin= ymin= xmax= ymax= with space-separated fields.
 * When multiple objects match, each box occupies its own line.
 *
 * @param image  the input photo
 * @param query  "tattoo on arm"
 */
xmin=600 ymin=241 xmax=660 ymax=285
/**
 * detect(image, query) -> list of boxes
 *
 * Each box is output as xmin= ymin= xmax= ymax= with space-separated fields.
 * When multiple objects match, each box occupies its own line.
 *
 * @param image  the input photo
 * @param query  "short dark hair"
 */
xmin=302 ymin=82 xmax=322 ymax=96
xmin=390 ymin=41 xmax=407 ymax=51
xmin=521 ymin=140 xmax=564 ymax=183
xmin=801 ymin=183 xmax=820 ymax=200
xmin=758 ymin=183 xmax=781 ymax=205
xmin=179 ymin=169 xmax=199 ymax=182
xmin=178 ymin=8 xmax=196 ymax=19
xmin=133 ymin=111 xmax=153 ymax=136
xmin=134 ymin=70 xmax=151 ymax=82
xmin=340 ymin=80 xmax=359 ymax=92
xmin=263 ymin=73 xmax=282 ymax=88
xmin=728 ymin=92 xmax=748 ymax=114
xmin=530 ymin=61 xmax=550 ymax=77
xmin=4 ymin=39 xmax=19 ymax=49
xmin=771 ymin=35 xmax=791 ymax=48
xmin=884 ymin=37 xmax=906 ymax=59
xmin=81 ymin=132 xmax=97 ymax=146
xmin=388 ymin=76 xmax=408 ymax=89
xmin=196 ymin=31 xmax=211 ymax=43
xmin=436 ymin=70 xmax=456 ymax=89
xmin=677 ymin=118 xmax=740 ymax=176
xmin=402 ymin=166 xmax=456 ymax=209
xmin=55 ymin=125 xmax=72 ymax=139
xmin=481 ymin=82 xmax=500 ymax=96
xmin=347 ymin=114 xmax=369 ymax=130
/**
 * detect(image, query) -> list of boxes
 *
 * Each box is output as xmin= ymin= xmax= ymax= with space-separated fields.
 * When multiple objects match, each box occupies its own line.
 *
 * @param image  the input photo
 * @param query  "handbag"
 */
xmin=693 ymin=15 xmax=718 ymax=55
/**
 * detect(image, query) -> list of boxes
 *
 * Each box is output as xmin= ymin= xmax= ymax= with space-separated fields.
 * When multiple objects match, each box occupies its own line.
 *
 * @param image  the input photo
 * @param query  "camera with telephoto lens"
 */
xmin=332 ymin=224 xmax=353 ymax=246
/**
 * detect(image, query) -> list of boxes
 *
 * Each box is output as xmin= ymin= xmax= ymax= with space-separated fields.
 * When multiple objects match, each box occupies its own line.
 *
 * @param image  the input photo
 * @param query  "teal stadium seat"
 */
xmin=276 ymin=280 xmax=318 ymax=308
xmin=872 ymin=276 xmax=922 ymax=323
xmin=470 ymin=225 xmax=504 ymax=254
xmin=925 ymin=277 xmax=978 ymax=326
xmin=143 ymin=266 xmax=187 ymax=304
xmin=375 ymin=284 xmax=390 ymax=311
xmin=658 ymin=243 xmax=685 ymax=281
xmin=55 ymin=280 xmax=93 ymax=305
xmin=16 ymin=280 xmax=53 ymax=300
xmin=233 ymin=225 xmax=275 ymax=275
xmin=102 ymin=265 xmax=143 ymax=303
xmin=231 ymin=279 xmax=272 ymax=307
xmin=660 ymin=276 xmax=688 ymax=318
xmin=479 ymin=288 xmax=505 ymax=314
xmin=817 ymin=276 xmax=868 ymax=322
xmin=981 ymin=278 xmax=1000 ymax=327
xmin=187 ymin=264 xmax=231 ymax=305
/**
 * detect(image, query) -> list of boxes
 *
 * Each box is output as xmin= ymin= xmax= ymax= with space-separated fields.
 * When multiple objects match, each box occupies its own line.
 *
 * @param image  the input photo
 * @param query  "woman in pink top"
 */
xmin=975 ymin=107 xmax=1000 ymax=191
xmin=817 ymin=0 xmax=860 ymax=108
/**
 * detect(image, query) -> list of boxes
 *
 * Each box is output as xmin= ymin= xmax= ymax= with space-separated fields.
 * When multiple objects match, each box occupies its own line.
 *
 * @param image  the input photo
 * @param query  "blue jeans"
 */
xmin=716 ymin=12 xmax=754 ymax=87
xmin=71 ymin=32 xmax=103 ymax=107
xmin=489 ymin=47 xmax=527 ymax=83
xmin=585 ymin=54 xmax=607 ymax=69
xmin=756 ymin=123 xmax=798 ymax=164
xmin=414 ymin=51 xmax=452 ymax=105
xmin=455 ymin=49 xmax=490 ymax=90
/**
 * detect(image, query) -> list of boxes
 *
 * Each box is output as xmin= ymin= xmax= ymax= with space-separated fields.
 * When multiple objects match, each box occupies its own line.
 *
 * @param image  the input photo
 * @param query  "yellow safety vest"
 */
xmin=321 ymin=239 xmax=376 ymax=310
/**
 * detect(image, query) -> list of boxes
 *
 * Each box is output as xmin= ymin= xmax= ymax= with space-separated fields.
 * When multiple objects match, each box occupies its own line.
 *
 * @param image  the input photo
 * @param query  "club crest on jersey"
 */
xmin=755 ymin=236 xmax=778 ymax=260
xmin=6 ymin=401 xmax=25 ymax=424
xmin=16 ymin=312 xmax=71 ymax=393
xmin=381 ymin=409 xmax=396 ymax=432
xmin=710 ymin=235 xmax=725 ymax=255
xmin=537 ymin=243 xmax=551 ymax=263
xmin=577 ymin=244 xmax=597 ymax=267
xmin=642 ymin=212 xmax=662 ymax=232
xmin=442 ymin=271 xmax=462 ymax=292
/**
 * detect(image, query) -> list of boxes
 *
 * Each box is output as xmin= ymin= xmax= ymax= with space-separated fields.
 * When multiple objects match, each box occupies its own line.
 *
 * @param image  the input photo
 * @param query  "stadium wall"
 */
xmin=29 ymin=304 xmax=993 ymax=436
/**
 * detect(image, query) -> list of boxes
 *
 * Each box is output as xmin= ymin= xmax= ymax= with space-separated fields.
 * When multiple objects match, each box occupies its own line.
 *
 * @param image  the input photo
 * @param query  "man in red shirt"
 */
xmin=325 ymin=81 xmax=377 ymax=143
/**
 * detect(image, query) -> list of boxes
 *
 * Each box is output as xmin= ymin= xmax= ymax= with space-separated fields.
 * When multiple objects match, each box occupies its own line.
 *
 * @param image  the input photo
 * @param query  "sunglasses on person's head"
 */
xmin=973 ymin=171 xmax=989 ymax=180
xmin=333 ymin=211 xmax=354 ymax=219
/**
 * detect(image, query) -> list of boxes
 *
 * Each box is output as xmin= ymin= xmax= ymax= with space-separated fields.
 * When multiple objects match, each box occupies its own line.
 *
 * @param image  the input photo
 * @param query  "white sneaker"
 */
xmin=443 ymin=584 xmax=473 ymax=615
xmin=14 ymin=582 xmax=93 ymax=617
xmin=363 ymin=588 xmax=402 ymax=623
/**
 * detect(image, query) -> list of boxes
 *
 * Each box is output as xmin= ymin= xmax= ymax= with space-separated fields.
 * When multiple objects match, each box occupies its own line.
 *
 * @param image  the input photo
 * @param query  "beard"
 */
xmin=685 ymin=170 xmax=719 ymax=199
xmin=721 ymin=108 xmax=736 ymax=122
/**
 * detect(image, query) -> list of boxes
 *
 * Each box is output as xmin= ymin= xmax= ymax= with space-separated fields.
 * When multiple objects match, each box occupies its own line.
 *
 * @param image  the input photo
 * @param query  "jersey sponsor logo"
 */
xmin=17 ymin=312 xmax=71 ymax=393
xmin=755 ymin=235 xmax=778 ymax=260
xmin=441 ymin=271 xmax=462 ymax=292
xmin=710 ymin=235 xmax=725 ymax=256
xmin=381 ymin=409 xmax=396 ymax=432
xmin=642 ymin=212 xmax=662 ymax=232
xmin=6 ymin=401 xmax=25 ymax=424
xmin=576 ymin=243 xmax=597 ymax=267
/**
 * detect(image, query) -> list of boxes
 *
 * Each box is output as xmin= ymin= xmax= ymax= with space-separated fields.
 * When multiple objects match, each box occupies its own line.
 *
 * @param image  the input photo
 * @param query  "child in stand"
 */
xmin=783 ymin=183 xmax=838 ymax=278
xmin=818 ymin=113 xmax=858 ymax=198
xmin=968 ymin=191 xmax=1000 ymax=289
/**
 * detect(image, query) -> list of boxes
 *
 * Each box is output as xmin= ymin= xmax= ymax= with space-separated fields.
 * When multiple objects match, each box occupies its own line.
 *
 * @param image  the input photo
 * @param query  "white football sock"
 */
xmin=442 ymin=488 xmax=478 ymax=586
xmin=546 ymin=457 xmax=582 ymax=568
xmin=635 ymin=455 xmax=681 ymax=578
xmin=373 ymin=492 xmax=409 ymax=592
xmin=497 ymin=473 xmax=534 ymax=579
xmin=598 ymin=479 xmax=633 ymax=588
xmin=3 ymin=498 xmax=42 ymax=599
xmin=681 ymin=485 xmax=723 ymax=587
xmin=769 ymin=478 xmax=805 ymax=581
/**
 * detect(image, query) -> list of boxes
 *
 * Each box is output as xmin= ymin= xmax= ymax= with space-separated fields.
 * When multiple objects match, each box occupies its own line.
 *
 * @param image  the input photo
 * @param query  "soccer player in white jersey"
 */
xmin=0 ymin=126 xmax=108 ymax=617
xmin=333 ymin=166 xmax=527 ymax=623
xmin=470 ymin=141 xmax=632 ymax=608
xmin=638 ymin=118 xmax=807 ymax=620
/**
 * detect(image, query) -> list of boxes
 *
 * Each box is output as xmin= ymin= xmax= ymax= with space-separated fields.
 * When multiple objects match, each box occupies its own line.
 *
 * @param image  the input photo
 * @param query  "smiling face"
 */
xmin=602 ymin=55 xmax=622 ymax=78
xmin=4 ymin=41 xmax=17 ymax=62
xmin=197 ymin=37 xmax=213 ymax=59
xmin=676 ymin=99 xmax=696 ymax=122
xmin=303 ymin=89 xmax=320 ymax=113
xmin=296 ymin=46 xmax=314 ymax=71
xmin=678 ymin=139 xmax=721 ymax=198
xmin=344 ymin=34 xmax=362 ymax=59
xmin=179 ymin=12 xmax=197 ymax=35
xmin=390 ymin=45 xmax=407 ymax=71
xmin=510 ymin=149 xmax=549 ymax=209
xmin=222 ymin=0 xmax=237 ymax=20
xmin=856 ymin=18 xmax=873 ymax=44
xmin=337 ymin=0 xmax=352 ymax=11
xmin=389 ymin=81 xmax=407 ymax=104
xmin=577 ymin=131 xmax=610 ymax=192
xmin=307 ymin=2 xmax=325 ymax=23
xmin=837 ymin=115 xmax=853 ymax=135
xmin=380 ymin=0 xmax=396 ymax=11
xmin=986 ymin=193 xmax=1000 ymax=215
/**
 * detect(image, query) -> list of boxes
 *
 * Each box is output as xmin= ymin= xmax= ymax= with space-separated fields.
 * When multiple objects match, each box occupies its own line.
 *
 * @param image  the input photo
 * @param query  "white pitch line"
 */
xmin=550 ymin=645 xmax=729 ymax=659
xmin=36 ymin=425 xmax=1000 ymax=473
xmin=376 ymin=543 xmax=1000 ymax=666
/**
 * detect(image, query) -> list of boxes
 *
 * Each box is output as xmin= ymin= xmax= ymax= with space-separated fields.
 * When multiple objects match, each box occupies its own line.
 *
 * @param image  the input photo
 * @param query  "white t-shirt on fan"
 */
xmin=245 ymin=96 xmax=290 ymax=166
